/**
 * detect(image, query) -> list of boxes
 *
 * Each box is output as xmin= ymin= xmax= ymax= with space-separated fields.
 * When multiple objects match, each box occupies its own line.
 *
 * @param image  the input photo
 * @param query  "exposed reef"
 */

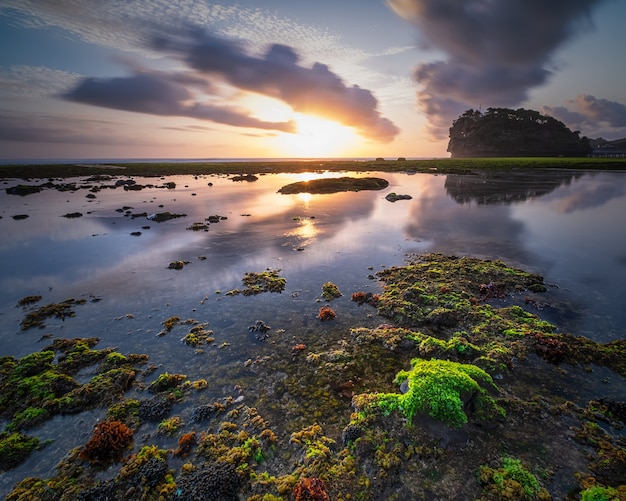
xmin=3 ymin=253 xmax=625 ymax=500
xmin=278 ymin=176 xmax=389 ymax=194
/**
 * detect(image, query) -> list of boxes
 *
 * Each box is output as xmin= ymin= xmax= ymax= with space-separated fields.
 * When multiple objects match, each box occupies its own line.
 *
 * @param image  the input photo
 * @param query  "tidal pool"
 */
xmin=1 ymin=168 xmax=625 ymax=498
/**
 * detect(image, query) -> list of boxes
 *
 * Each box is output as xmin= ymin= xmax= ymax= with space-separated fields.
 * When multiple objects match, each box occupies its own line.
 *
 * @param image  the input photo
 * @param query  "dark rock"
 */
xmin=6 ymin=185 xmax=42 ymax=196
xmin=138 ymin=394 xmax=172 ymax=422
xmin=231 ymin=174 xmax=258 ymax=182
xmin=175 ymin=461 xmax=242 ymax=501
xmin=341 ymin=424 xmax=363 ymax=446
xmin=385 ymin=192 xmax=412 ymax=202
xmin=147 ymin=211 xmax=187 ymax=222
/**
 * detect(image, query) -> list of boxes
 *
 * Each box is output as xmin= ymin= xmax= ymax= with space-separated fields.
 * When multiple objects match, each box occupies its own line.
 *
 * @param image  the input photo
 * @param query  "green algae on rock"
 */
xmin=375 ymin=253 xmax=547 ymax=329
xmin=19 ymin=297 xmax=87 ymax=330
xmin=0 ymin=338 xmax=147 ymax=470
xmin=356 ymin=358 xmax=503 ymax=428
xmin=478 ymin=456 xmax=551 ymax=500
xmin=226 ymin=268 xmax=287 ymax=295
xmin=278 ymin=176 xmax=389 ymax=194
xmin=0 ymin=432 xmax=41 ymax=471
xmin=321 ymin=281 xmax=342 ymax=301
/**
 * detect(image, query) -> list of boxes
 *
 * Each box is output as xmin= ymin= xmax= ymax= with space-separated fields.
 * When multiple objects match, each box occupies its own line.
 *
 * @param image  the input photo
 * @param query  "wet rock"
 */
xmin=175 ymin=461 xmax=242 ymax=500
xmin=138 ymin=394 xmax=173 ymax=422
xmin=147 ymin=211 xmax=187 ymax=222
xmin=231 ymin=174 xmax=258 ymax=182
xmin=6 ymin=185 xmax=42 ymax=196
xmin=249 ymin=320 xmax=271 ymax=340
xmin=278 ymin=176 xmax=389 ymax=194
xmin=168 ymin=260 xmax=189 ymax=270
xmin=342 ymin=424 xmax=363 ymax=446
xmin=385 ymin=192 xmax=412 ymax=202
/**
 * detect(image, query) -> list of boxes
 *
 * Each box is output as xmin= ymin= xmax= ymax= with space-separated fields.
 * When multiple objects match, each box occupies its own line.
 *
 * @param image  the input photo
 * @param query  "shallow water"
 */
xmin=1 ymin=168 xmax=625 ymax=495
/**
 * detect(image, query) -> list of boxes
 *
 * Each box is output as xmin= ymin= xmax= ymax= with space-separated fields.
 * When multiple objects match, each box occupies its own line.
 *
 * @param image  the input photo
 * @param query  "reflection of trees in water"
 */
xmin=444 ymin=171 xmax=583 ymax=205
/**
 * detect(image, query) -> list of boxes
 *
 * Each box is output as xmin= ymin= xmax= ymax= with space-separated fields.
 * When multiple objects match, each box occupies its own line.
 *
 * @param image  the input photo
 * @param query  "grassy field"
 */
xmin=1 ymin=157 xmax=625 ymax=179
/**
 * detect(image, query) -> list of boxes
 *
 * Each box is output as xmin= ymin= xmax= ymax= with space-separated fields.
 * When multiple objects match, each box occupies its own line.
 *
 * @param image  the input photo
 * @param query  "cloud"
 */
xmin=65 ymin=70 xmax=297 ymax=132
xmin=0 ymin=65 xmax=82 ymax=99
xmin=543 ymin=94 xmax=626 ymax=138
xmin=3 ymin=1 xmax=400 ymax=141
xmin=150 ymin=30 xmax=399 ymax=141
xmin=65 ymin=30 xmax=399 ymax=141
xmin=387 ymin=0 xmax=608 ymax=139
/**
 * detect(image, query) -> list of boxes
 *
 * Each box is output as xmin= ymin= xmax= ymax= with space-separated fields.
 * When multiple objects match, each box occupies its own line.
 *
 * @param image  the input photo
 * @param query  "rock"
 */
xmin=6 ymin=185 xmax=42 ymax=196
xmin=385 ymin=192 xmax=412 ymax=202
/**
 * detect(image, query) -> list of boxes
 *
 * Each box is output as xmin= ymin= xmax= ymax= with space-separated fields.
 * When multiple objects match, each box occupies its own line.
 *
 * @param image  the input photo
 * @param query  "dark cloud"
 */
xmin=151 ymin=30 xmax=399 ymax=142
xmin=543 ymin=94 xmax=626 ymax=137
xmin=387 ymin=0 xmax=607 ymax=138
xmin=64 ymin=29 xmax=398 ymax=141
xmin=65 ymin=71 xmax=297 ymax=132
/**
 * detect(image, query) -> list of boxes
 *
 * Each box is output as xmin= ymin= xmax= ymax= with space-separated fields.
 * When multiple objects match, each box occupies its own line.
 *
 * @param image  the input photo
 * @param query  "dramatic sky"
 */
xmin=1 ymin=0 xmax=625 ymax=160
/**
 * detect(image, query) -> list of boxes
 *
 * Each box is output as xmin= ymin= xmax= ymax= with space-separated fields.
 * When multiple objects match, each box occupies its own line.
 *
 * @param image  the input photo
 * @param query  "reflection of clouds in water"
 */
xmin=71 ymin=184 xmax=384 ymax=304
xmin=543 ymin=173 xmax=626 ymax=214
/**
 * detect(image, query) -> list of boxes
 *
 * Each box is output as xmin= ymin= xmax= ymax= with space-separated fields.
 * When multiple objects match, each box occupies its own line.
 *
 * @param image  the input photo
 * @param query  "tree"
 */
xmin=447 ymin=107 xmax=592 ymax=158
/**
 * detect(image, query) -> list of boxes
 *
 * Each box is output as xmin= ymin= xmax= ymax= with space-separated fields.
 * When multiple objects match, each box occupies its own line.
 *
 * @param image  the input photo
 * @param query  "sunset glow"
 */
xmin=273 ymin=113 xmax=360 ymax=157
xmin=1 ymin=1 xmax=625 ymax=160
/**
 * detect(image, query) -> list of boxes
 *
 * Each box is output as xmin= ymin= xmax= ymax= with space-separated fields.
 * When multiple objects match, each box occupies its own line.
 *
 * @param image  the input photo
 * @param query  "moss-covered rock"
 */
xmin=278 ymin=176 xmax=389 ymax=194
xmin=357 ymin=358 xmax=503 ymax=428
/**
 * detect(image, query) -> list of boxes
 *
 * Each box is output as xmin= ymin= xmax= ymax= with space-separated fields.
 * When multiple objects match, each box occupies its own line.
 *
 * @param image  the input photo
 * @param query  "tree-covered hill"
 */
xmin=447 ymin=108 xmax=592 ymax=158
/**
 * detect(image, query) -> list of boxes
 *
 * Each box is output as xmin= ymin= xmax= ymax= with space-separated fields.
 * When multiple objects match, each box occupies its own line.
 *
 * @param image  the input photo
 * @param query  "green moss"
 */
xmin=163 ymin=315 xmax=181 ymax=331
xmin=321 ymin=281 xmax=342 ymax=300
xmin=182 ymin=325 xmax=215 ymax=347
xmin=158 ymin=416 xmax=184 ymax=435
xmin=148 ymin=372 xmax=187 ymax=393
xmin=19 ymin=298 xmax=87 ymax=330
xmin=227 ymin=269 xmax=287 ymax=295
xmin=106 ymin=399 xmax=140 ymax=427
xmin=17 ymin=296 xmax=42 ymax=306
xmin=374 ymin=358 xmax=503 ymax=428
xmin=580 ymin=485 xmax=621 ymax=501
xmin=479 ymin=457 xmax=550 ymax=500
xmin=0 ymin=432 xmax=41 ymax=471
xmin=7 ymin=407 xmax=49 ymax=432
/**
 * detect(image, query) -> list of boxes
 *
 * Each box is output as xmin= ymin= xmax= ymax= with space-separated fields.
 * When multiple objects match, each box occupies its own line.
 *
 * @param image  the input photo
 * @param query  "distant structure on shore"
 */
xmin=590 ymin=138 xmax=626 ymax=158
xmin=447 ymin=108 xmax=592 ymax=158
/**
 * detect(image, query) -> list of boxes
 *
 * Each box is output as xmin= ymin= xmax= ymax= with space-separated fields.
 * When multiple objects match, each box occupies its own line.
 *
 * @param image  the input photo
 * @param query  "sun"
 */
xmin=274 ymin=113 xmax=360 ymax=157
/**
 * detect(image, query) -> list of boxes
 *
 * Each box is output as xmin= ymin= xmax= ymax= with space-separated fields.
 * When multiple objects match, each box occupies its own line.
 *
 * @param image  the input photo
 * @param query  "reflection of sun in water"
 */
xmin=294 ymin=218 xmax=317 ymax=239
xmin=296 ymin=192 xmax=312 ymax=208
xmin=276 ymin=113 xmax=360 ymax=157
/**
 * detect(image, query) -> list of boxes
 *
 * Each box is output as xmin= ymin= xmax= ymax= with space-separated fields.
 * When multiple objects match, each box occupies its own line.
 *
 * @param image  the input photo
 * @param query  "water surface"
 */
xmin=1 ymin=168 xmax=625 ymax=496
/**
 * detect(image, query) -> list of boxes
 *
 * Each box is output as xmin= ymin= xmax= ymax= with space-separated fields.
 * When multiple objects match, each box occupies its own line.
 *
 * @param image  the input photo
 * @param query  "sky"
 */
xmin=1 ymin=0 xmax=625 ymax=161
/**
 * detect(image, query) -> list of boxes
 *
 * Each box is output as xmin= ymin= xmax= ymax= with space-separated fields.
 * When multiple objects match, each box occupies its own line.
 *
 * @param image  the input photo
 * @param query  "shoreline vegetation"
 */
xmin=1 ymin=157 xmax=626 ymax=179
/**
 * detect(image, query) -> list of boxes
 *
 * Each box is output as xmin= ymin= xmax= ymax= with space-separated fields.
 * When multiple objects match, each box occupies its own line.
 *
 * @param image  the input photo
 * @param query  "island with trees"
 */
xmin=447 ymin=107 xmax=592 ymax=158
